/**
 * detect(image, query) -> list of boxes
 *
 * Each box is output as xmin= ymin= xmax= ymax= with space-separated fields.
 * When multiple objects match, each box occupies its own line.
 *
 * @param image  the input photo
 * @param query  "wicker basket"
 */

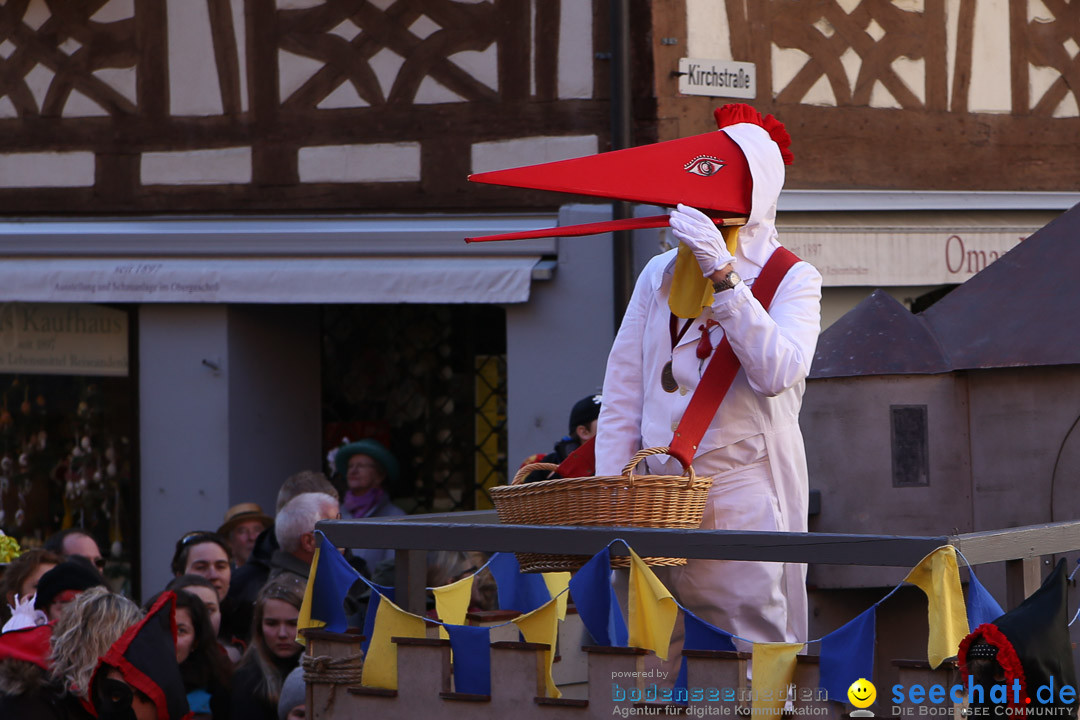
xmin=491 ymin=446 xmax=713 ymax=573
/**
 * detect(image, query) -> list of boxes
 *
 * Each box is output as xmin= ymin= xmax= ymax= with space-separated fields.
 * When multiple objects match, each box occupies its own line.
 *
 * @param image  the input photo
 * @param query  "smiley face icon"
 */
xmin=848 ymin=678 xmax=876 ymax=708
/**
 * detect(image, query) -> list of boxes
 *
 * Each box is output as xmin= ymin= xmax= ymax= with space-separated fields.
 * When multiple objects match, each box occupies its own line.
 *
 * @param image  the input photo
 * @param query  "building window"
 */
xmin=321 ymin=304 xmax=507 ymax=513
xmin=0 ymin=302 xmax=136 ymax=594
xmin=891 ymin=405 xmax=929 ymax=487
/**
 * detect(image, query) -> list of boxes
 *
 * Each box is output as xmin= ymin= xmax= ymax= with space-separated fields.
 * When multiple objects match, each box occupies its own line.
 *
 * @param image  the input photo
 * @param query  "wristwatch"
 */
xmin=711 ymin=269 xmax=741 ymax=292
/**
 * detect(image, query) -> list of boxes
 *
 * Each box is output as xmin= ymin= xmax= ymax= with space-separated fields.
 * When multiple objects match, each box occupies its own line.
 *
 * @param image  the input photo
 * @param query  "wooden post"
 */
xmin=1005 ymin=556 xmax=1042 ymax=609
xmin=395 ymin=548 xmax=427 ymax=615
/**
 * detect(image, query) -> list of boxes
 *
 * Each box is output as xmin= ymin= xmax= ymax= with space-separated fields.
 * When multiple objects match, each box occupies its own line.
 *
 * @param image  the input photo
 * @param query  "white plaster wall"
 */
xmin=557 ymin=0 xmax=594 ymax=99
xmin=141 ymin=148 xmax=253 ymax=185
xmin=91 ymin=0 xmax=134 ymax=23
xmin=968 ymin=0 xmax=1012 ymax=113
xmin=470 ymin=135 xmax=598 ymax=174
xmin=686 ymin=1 xmax=730 ymax=60
xmin=297 ymin=142 xmax=421 ymax=183
xmin=0 ymin=152 xmax=95 ymax=188
xmin=167 ymin=0 xmax=224 ymax=116
xmin=450 ymin=46 xmax=498 ymax=93
xmin=279 ymin=49 xmax=326 ymax=103
xmin=232 ymin=0 xmax=249 ymax=113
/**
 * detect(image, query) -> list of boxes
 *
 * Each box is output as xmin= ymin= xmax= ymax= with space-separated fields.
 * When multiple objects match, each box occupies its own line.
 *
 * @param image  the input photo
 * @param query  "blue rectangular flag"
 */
xmin=489 ymin=552 xmax=552 ymax=614
xmin=819 ymin=606 xmax=876 ymax=704
xmin=567 ymin=546 xmax=627 ymax=647
xmin=446 ymin=625 xmax=492 ymax=696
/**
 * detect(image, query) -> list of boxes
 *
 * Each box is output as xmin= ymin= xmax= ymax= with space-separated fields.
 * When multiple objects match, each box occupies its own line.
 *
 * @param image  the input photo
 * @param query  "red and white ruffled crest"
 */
xmin=713 ymin=103 xmax=794 ymax=165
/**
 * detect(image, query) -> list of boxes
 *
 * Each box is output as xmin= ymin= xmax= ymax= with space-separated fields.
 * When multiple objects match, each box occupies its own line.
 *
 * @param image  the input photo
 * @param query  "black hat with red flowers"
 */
xmin=959 ymin=559 xmax=1077 ymax=715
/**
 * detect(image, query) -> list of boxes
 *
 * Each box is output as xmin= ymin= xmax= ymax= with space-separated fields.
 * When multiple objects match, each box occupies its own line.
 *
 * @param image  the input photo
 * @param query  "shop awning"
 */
xmin=0 ymin=256 xmax=545 ymax=304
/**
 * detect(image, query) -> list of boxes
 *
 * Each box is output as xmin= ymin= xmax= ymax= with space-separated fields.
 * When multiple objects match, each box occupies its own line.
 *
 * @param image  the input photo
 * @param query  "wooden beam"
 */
xmin=319 ymin=514 xmax=950 ymax=567
xmin=950 ymin=521 xmax=1080 ymax=565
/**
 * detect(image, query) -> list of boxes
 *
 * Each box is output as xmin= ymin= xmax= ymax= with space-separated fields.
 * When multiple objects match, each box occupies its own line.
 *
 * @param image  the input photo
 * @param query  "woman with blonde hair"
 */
xmin=0 ymin=586 xmax=142 ymax=717
xmin=229 ymin=574 xmax=305 ymax=720
xmin=50 ymin=586 xmax=143 ymax=702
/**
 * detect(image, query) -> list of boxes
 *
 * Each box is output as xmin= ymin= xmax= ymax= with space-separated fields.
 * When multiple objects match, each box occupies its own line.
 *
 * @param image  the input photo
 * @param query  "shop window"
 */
xmin=891 ymin=404 xmax=929 ymax=487
xmin=321 ymin=304 xmax=507 ymax=513
xmin=0 ymin=303 xmax=136 ymax=593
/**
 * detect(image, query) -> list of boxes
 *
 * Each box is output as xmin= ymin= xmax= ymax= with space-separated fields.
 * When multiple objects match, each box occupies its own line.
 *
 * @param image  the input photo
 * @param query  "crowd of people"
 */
xmin=0 ymin=438 xmax=413 ymax=720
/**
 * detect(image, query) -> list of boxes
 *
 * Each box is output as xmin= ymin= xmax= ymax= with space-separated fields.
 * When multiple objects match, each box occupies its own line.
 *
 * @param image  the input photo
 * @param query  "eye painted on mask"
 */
xmin=684 ymin=155 xmax=725 ymax=177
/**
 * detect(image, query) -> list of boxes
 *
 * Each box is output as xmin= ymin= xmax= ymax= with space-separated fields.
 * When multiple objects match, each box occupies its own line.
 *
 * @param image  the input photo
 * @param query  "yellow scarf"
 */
xmin=668 ymin=224 xmax=741 ymax=318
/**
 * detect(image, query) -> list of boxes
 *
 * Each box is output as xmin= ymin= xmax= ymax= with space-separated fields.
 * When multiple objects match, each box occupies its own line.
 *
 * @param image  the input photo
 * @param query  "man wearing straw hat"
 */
xmin=595 ymin=105 xmax=822 ymax=661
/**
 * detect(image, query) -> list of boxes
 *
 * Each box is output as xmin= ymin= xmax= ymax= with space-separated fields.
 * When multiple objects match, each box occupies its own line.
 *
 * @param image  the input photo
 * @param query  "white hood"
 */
xmin=719 ymin=122 xmax=785 ymax=276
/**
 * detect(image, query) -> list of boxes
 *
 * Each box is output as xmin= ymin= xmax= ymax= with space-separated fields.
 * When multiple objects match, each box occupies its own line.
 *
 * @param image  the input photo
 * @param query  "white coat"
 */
xmin=596 ymin=120 xmax=822 ymax=653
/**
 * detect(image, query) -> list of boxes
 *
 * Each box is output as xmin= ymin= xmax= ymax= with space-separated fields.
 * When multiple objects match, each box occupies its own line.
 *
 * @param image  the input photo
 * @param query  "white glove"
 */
xmin=668 ymin=203 xmax=735 ymax=277
xmin=2 ymin=593 xmax=47 ymax=632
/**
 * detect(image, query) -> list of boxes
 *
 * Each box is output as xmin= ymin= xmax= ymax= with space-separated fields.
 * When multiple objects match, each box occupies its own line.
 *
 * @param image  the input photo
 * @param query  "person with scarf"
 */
xmin=333 ymin=438 xmax=405 ymax=572
xmin=595 ymin=105 xmax=822 ymax=669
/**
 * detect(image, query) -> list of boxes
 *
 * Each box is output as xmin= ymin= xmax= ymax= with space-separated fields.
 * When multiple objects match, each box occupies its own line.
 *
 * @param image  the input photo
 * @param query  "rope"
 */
xmin=302 ymin=652 xmax=364 ymax=685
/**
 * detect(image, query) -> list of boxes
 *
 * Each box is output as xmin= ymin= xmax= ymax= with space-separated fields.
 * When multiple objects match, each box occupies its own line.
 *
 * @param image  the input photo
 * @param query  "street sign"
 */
xmin=678 ymin=57 xmax=756 ymax=99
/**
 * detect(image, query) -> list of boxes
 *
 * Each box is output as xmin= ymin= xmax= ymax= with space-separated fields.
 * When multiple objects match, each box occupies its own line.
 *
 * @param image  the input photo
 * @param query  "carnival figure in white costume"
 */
xmin=594 ymin=106 xmax=821 ymax=662
xmin=467 ymin=103 xmax=822 ymax=664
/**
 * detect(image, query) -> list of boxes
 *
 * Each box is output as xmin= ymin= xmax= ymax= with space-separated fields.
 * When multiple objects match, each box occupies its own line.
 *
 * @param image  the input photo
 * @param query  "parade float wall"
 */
xmin=801 ymin=364 xmax=1080 ymax=663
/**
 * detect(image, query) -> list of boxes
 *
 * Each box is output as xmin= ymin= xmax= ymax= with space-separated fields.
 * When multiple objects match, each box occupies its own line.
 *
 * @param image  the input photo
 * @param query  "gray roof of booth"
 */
xmin=810 ymin=201 xmax=1080 ymax=378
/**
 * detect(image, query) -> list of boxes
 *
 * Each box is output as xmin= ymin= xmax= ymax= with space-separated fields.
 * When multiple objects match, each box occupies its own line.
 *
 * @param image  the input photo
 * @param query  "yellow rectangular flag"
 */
xmin=359 ymin=596 xmax=427 ymax=690
xmin=750 ymin=642 xmax=804 ymax=719
xmin=542 ymin=572 xmax=571 ymax=621
xmin=512 ymin=597 xmax=562 ymax=699
xmin=904 ymin=545 xmax=968 ymax=668
xmin=627 ymin=548 xmax=678 ymax=660
xmin=432 ymin=575 xmax=474 ymax=640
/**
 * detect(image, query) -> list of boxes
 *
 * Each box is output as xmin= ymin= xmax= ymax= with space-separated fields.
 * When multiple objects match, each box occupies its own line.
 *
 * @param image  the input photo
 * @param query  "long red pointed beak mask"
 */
xmin=467 ymin=104 xmax=793 ymax=317
xmin=465 ymin=103 xmax=794 ymax=244
xmin=467 ymin=127 xmax=753 ymax=242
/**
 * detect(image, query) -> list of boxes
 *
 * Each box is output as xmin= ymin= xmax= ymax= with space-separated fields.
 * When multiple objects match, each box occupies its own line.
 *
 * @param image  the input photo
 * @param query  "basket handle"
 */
xmin=511 ymin=462 xmax=559 ymax=485
xmin=621 ymin=446 xmax=697 ymax=488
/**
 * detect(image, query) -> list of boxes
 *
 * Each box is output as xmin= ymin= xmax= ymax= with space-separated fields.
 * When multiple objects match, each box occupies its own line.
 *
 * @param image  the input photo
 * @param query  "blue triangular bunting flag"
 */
xmin=966 ymin=567 xmax=1004 ymax=629
xmin=820 ymin=606 xmax=876 ymax=704
xmin=567 ymin=546 xmax=627 ymax=647
xmin=361 ymin=581 xmax=395 ymax=654
xmin=489 ymin=553 xmax=552 ymax=614
xmin=675 ymin=611 xmax=737 ymax=698
xmin=309 ymin=532 xmax=362 ymax=634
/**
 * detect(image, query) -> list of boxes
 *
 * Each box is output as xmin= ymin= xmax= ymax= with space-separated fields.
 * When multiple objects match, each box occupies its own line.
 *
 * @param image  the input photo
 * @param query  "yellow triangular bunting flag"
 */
xmin=542 ymin=572 xmax=571 ymax=621
xmin=359 ymin=596 xmax=427 ymax=690
xmin=295 ymin=546 xmax=325 ymax=645
xmin=512 ymin=596 xmax=562 ymax=699
xmin=433 ymin=575 xmax=474 ymax=640
xmin=750 ymin=642 xmax=804 ymax=718
xmin=627 ymin=548 xmax=678 ymax=660
xmin=904 ymin=545 xmax=968 ymax=668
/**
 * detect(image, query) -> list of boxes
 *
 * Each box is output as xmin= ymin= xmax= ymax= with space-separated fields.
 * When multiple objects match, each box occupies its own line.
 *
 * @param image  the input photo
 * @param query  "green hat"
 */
xmin=335 ymin=438 xmax=399 ymax=485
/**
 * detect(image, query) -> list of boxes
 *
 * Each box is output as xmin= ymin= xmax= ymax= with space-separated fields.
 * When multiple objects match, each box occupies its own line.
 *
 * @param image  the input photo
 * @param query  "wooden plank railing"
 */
xmin=317 ymin=513 xmax=1080 ymax=615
